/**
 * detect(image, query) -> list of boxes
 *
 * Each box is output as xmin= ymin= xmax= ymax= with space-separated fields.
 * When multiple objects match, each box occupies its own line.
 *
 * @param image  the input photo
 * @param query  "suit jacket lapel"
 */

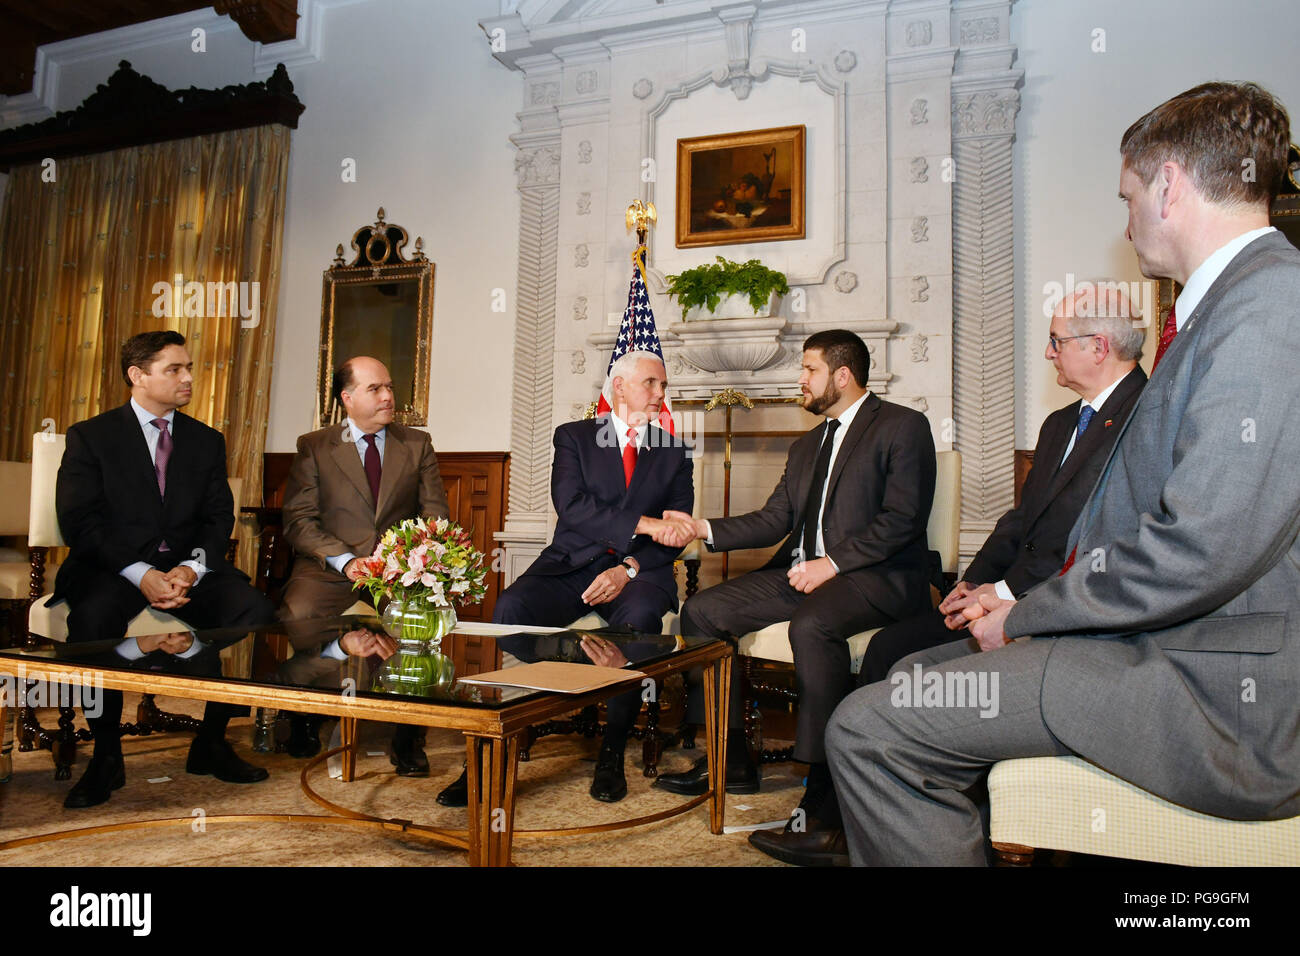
xmin=825 ymin=394 xmax=880 ymax=503
xmin=119 ymin=403 xmax=163 ymax=507
xmin=593 ymin=417 xmax=629 ymax=500
xmin=376 ymin=425 xmax=413 ymax=517
xmin=329 ymin=424 xmax=375 ymax=511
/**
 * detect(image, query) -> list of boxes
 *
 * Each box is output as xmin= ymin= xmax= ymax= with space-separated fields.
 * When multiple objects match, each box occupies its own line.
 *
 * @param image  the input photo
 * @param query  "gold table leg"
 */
xmin=466 ymin=733 xmax=521 ymax=867
xmin=339 ymin=716 xmax=357 ymax=783
xmin=702 ymin=654 xmax=731 ymax=834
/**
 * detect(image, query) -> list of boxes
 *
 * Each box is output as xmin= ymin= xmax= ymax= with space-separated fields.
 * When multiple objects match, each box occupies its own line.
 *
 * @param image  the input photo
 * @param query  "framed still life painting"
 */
xmin=675 ymin=125 xmax=806 ymax=248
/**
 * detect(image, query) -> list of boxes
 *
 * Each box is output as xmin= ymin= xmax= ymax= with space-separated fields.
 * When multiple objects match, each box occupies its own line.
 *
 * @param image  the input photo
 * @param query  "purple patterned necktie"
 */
xmin=152 ymin=418 xmax=172 ymax=552
xmin=362 ymin=433 xmax=382 ymax=508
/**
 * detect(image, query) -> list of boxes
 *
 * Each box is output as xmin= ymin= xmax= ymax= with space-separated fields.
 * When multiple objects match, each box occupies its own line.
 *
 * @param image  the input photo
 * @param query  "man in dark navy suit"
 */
xmin=53 ymin=330 xmax=275 ymax=809
xmin=436 ymin=350 xmax=694 ymax=804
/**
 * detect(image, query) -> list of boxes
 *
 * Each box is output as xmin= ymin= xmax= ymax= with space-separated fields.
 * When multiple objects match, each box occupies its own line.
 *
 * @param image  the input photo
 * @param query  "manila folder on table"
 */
xmin=459 ymin=661 xmax=646 ymax=694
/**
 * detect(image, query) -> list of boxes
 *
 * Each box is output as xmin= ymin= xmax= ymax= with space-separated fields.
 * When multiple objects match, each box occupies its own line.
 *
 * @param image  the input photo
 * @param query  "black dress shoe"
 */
xmin=287 ymin=715 xmax=322 ymax=758
xmin=436 ymin=766 xmax=468 ymax=807
xmin=390 ymin=736 xmax=430 ymax=777
xmin=186 ymin=737 xmax=270 ymax=783
xmin=589 ymin=747 xmax=628 ymax=803
xmin=748 ymin=823 xmax=849 ymax=867
xmin=64 ymin=753 xmax=126 ymax=809
xmin=652 ymin=755 xmax=760 ymax=796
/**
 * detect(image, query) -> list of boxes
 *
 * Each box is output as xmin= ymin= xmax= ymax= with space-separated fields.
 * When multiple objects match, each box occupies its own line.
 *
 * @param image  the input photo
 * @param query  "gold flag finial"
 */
xmin=625 ymin=199 xmax=657 ymax=241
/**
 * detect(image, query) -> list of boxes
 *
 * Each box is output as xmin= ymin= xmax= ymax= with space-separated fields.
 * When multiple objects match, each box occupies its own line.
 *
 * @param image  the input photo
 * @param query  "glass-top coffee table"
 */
xmin=0 ymin=617 xmax=732 ymax=866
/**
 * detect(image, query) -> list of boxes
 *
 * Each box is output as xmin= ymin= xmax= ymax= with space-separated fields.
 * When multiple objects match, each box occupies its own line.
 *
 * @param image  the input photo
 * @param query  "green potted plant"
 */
xmin=664 ymin=255 xmax=790 ymax=321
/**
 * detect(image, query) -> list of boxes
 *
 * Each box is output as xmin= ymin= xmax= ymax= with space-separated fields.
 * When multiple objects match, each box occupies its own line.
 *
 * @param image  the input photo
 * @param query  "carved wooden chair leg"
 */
xmin=641 ymin=691 xmax=662 ymax=778
xmin=992 ymin=841 xmax=1036 ymax=866
xmin=740 ymin=656 xmax=759 ymax=758
xmin=18 ymin=703 xmax=39 ymax=751
xmin=518 ymin=723 xmax=537 ymax=762
xmin=131 ymin=694 xmax=202 ymax=736
xmin=53 ymin=706 xmax=77 ymax=780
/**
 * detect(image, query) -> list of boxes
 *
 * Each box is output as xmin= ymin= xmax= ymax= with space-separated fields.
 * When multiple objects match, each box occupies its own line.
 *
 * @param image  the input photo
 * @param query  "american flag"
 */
xmin=596 ymin=244 xmax=676 ymax=434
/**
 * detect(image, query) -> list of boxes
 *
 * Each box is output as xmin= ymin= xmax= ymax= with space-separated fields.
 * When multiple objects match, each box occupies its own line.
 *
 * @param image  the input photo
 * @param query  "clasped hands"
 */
xmin=637 ymin=510 xmax=704 ymax=549
xmin=140 ymin=566 xmax=198 ymax=610
xmin=937 ymin=581 xmax=1016 ymax=651
xmin=339 ymin=628 xmax=397 ymax=660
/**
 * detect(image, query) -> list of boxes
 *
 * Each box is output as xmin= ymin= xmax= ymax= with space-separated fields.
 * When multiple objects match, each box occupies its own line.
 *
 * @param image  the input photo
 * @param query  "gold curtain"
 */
xmin=0 ymin=125 xmax=289 ymax=542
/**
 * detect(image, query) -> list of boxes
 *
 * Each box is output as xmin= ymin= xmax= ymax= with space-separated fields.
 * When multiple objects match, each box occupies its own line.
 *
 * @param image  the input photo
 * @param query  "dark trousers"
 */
xmin=857 ymin=607 xmax=973 ymax=687
xmin=679 ymin=567 xmax=897 ymax=764
xmin=65 ymin=568 xmax=275 ymax=755
xmin=493 ymin=563 xmax=675 ymax=749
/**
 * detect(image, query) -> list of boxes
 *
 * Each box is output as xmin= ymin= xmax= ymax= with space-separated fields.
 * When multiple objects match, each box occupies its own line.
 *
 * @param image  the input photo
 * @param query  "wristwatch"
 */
xmin=620 ymin=559 xmax=638 ymax=580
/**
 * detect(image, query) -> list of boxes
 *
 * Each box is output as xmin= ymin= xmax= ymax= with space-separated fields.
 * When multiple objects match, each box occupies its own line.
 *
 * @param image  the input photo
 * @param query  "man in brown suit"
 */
xmin=278 ymin=355 xmax=449 ymax=773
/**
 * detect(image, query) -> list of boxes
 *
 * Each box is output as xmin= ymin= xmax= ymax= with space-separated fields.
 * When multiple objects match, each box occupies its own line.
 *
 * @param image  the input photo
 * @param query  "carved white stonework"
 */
xmin=514 ymin=146 xmax=559 ymax=186
xmin=910 ymin=332 xmax=929 ymax=362
xmin=570 ymin=350 xmax=586 ymax=374
xmin=953 ymin=91 xmax=1020 ymax=137
xmin=717 ymin=4 xmax=758 ymax=100
xmin=577 ymin=140 xmax=592 ymax=163
xmin=910 ymin=397 xmax=929 ymax=413
xmin=834 ymin=271 xmax=858 ymax=293
xmin=667 ymin=317 xmax=788 ymax=374
xmin=573 ymin=296 xmax=587 ymax=321
xmin=910 ymin=98 xmax=928 ymax=125
xmin=530 ymin=81 xmax=560 ymax=105
xmin=632 ymin=78 xmax=653 ymax=99
xmin=500 ymin=129 xmax=561 ymax=560
xmin=959 ymin=17 xmax=1000 ymax=45
xmin=910 ymin=157 xmax=929 ymax=183
xmin=834 ymin=50 xmax=857 ymax=73
xmin=912 ymin=216 xmax=929 ymax=242
xmin=574 ymin=244 xmax=589 ymax=267
xmin=911 ymin=276 xmax=930 ymax=302
xmin=576 ymin=192 xmax=591 ymax=215
xmin=905 ymin=20 xmax=932 ymax=46
xmin=576 ymin=70 xmax=597 ymax=94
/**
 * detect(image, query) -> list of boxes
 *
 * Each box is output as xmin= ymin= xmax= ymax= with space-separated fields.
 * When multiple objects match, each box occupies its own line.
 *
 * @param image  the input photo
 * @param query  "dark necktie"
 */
xmin=800 ymin=418 xmax=841 ymax=563
xmin=622 ymin=427 xmax=638 ymax=487
xmin=361 ymin=433 xmax=382 ymax=507
xmin=1058 ymin=408 xmax=1098 ymax=573
xmin=1152 ymin=304 xmax=1177 ymax=370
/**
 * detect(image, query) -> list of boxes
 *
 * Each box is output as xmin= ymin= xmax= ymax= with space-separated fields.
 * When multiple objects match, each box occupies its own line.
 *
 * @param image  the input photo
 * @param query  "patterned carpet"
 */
xmin=0 ymin=694 xmax=807 ymax=866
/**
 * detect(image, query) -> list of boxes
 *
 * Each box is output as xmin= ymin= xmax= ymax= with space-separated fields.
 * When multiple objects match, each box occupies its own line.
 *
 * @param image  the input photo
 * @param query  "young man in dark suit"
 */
xmin=762 ymin=285 xmax=1146 ymax=866
xmin=652 ymin=330 xmax=937 ymax=847
xmin=53 ymin=330 xmax=276 ymax=808
xmin=436 ymin=350 xmax=695 ymax=805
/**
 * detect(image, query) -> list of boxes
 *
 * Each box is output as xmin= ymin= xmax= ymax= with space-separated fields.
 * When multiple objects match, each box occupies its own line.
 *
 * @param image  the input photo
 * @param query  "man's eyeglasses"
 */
xmin=1048 ymin=332 xmax=1099 ymax=352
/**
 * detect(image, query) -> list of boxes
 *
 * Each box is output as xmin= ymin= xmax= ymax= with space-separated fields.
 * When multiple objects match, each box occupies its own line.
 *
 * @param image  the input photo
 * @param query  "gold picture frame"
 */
xmin=675 ymin=125 xmax=805 ymax=248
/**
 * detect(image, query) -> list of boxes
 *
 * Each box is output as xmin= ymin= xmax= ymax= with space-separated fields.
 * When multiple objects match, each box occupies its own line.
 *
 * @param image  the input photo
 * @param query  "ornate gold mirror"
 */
xmin=318 ymin=208 xmax=434 ymax=425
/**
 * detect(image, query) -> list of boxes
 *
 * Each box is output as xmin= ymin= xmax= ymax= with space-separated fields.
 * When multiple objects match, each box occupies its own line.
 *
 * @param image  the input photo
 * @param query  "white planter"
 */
xmin=666 ymin=316 xmax=789 ymax=373
xmin=682 ymin=290 xmax=782 ymax=322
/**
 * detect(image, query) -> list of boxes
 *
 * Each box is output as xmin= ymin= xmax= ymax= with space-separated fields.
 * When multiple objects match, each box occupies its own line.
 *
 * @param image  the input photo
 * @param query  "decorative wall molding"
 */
xmin=501 ymin=129 xmax=561 ymax=550
xmin=0 ymin=0 xmax=361 ymax=126
xmin=641 ymin=59 xmax=848 ymax=288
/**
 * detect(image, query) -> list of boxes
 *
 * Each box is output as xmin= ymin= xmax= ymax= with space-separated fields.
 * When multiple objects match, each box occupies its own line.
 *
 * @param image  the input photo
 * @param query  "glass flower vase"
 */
xmin=381 ymin=592 xmax=457 ymax=651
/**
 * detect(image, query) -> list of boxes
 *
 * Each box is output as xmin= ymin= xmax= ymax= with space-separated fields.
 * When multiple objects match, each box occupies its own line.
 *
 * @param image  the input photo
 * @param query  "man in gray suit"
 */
xmin=827 ymin=81 xmax=1300 ymax=865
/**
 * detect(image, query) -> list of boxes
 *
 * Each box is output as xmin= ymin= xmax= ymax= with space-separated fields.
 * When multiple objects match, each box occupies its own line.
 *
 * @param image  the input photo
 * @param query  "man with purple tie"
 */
xmin=53 ymin=331 xmax=276 ymax=808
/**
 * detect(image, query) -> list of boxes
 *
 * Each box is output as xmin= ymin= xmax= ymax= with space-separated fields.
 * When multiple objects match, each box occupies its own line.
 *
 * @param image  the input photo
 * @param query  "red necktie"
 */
xmin=622 ymin=428 xmax=638 ymax=487
xmin=1152 ymin=304 xmax=1177 ymax=371
xmin=361 ymin=433 xmax=382 ymax=507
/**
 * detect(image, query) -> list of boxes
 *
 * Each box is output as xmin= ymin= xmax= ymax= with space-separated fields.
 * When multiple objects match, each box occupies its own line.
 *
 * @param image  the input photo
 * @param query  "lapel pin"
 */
xmin=1104 ymin=419 xmax=1113 ymax=427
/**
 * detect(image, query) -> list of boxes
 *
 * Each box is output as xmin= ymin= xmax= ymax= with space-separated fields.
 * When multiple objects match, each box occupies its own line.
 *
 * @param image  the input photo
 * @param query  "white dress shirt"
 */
xmin=1174 ymin=226 xmax=1276 ymax=330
